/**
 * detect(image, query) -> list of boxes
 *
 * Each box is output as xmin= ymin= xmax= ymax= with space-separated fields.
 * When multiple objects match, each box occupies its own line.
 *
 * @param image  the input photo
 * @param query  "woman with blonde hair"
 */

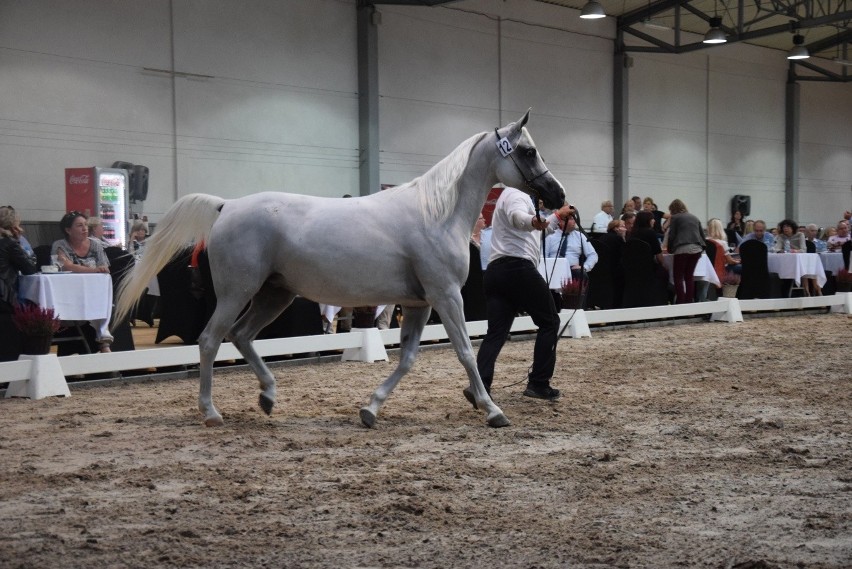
xmin=706 ymin=218 xmax=741 ymax=274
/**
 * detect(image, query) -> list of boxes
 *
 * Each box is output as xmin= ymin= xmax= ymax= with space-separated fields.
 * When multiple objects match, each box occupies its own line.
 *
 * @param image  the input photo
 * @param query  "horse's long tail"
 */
xmin=115 ymin=193 xmax=226 ymax=325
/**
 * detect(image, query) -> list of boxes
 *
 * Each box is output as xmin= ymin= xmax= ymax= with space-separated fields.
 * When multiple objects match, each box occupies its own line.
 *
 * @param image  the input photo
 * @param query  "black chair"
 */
xmin=0 ymin=311 xmax=23 ymax=362
xmin=621 ymin=239 xmax=668 ymax=308
xmin=703 ymin=240 xmax=721 ymax=301
xmin=587 ymin=238 xmax=614 ymax=310
xmin=843 ymin=240 xmax=851 ymax=271
xmin=805 ymin=240 xmax=816 ymax=254
xmin=257 ymin=297 xmax=324 ymax=339
xmin=155 ymin=248 xmax=207 ymax=345
xmin=736 ymin=240 xmax=770 ymax=299
xmin=725 ymin=228 xmax=739 ymax=249
xmin=103 ymin=247 xmax=135 ymax=352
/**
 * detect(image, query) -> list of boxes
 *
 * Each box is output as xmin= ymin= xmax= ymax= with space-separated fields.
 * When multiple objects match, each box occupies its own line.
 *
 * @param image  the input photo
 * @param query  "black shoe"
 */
xmin=523 ymin=383 xmax=560 ymax=401
xmin=462 ymin=386 xmax=490 ymax=410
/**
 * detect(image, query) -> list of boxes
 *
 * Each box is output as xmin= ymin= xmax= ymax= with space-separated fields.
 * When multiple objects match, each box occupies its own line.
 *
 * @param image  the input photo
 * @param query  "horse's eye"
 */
xmin=526 ymin=148 xmax=537 ymax=158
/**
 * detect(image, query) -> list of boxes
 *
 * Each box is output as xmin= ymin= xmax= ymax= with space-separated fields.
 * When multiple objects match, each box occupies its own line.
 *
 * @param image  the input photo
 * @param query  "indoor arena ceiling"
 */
xmin=370 ymin=0 xmax=852 ymax=81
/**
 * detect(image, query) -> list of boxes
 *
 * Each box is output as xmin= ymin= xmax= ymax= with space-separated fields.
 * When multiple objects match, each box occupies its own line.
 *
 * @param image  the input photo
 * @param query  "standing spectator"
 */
xmin=665 ymin=199 xmax=705 ymax=304
xmin=727 ymin=210 xmax=745 ymax=238
xmin=472 ymin=187 xmax=573 ymax=403
xmin=643 ymin=197 xmax=667 ymax=236
xmin=631 ymin=196 xmax=642 ymax=213
xmin=773 ymin=219 xmax=806 ymax=253
xmin=631 ymin=211 xmax=664 ymax=265
xmin=590 ymin=200 xmax=614 ymax=235
xmin=827 ymin=220 xmax=850 ymax=251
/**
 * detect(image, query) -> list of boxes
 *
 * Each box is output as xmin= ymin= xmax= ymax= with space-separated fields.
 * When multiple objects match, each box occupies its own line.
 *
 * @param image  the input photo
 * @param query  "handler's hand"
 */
xmin=531 ymin=216 xmax=549 ymax=231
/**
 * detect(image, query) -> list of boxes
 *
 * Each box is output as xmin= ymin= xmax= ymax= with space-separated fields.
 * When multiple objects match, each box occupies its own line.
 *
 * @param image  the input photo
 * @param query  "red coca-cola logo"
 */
xmin=68 ymin=174 xmax=91 ymax=185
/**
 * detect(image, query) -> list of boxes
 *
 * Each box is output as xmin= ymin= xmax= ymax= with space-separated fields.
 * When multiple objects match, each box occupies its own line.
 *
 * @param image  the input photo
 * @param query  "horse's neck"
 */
xmin=453 ymin=141 xmax=498 ymax=229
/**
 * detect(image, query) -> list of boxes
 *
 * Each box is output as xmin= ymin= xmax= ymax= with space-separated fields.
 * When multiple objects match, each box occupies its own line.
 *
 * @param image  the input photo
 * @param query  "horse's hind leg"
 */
xmin=227 ymin=285 xmax=296 ymax=416
xmin=359 ymin=305 xmax=431 ymax=428
xmin=197 ymin=297 xmax=249 ymax=427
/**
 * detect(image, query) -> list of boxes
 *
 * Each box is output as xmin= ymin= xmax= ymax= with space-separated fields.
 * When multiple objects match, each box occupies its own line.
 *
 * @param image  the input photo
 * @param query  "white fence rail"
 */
xmin=2 ymin=294 xmax=850 ymax=399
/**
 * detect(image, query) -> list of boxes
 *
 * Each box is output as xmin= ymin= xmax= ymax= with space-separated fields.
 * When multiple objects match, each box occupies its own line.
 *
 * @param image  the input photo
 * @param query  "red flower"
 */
xmin=12 ymin=303 xmax=61 ymax=336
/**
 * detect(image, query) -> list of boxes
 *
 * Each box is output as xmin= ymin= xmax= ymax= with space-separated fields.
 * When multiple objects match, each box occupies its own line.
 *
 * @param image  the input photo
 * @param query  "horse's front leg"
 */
xmin=429 ymin=294 xmax=510 ymax=428
xmin=359 ymin=305 xmax=431 ymax=428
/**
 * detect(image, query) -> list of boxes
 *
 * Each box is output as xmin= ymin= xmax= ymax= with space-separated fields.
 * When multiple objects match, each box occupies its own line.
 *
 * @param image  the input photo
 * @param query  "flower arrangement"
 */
xmin=12 ymin=303 xmax=61 ymax=337
xmin=836 ymin=268 xmax=852 ymax=284
xmin=561 ymin=278 xmax=588 ymax=296
xmin=721 ymin=272 xmax=741 ymax=286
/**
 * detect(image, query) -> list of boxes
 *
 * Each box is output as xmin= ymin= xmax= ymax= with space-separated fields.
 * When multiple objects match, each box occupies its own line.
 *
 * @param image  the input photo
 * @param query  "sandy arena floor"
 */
xmin=1 ymin=313 xmax=850 ymax=568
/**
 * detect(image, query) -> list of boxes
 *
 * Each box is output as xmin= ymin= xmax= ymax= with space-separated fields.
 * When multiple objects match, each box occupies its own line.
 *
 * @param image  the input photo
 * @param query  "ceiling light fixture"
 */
xmin=703 ymin=16 xmax=727 ymax=44
xmin=787 ymin=34 xmax=809 ymax=60
xmin=580 ymin=0 xmax=606 ymax=20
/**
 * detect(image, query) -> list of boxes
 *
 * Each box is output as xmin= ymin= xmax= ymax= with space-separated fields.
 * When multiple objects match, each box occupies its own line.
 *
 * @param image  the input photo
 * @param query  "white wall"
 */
xmin=0 ymin=0 xmax=849 ymax=232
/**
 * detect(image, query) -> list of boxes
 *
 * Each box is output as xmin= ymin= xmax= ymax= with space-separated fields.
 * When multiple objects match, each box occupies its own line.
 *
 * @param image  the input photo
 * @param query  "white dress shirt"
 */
xmin=489 ymin=188 xmax=560 ymax=266
xmin=591 ymin=210 xmax=613 ymax=234
xmin=544 ymin=228 xmax=599 ymax=272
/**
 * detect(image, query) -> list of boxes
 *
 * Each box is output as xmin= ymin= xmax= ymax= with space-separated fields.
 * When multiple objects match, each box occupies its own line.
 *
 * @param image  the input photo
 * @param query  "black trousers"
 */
xmin=476 ymin=257 xmax=560 ymax=388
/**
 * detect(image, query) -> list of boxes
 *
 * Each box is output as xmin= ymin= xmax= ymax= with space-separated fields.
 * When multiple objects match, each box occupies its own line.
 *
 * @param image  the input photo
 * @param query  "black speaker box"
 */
xmin=732 ymin=195 xmax=750 ymax=217
xmin=131 ymin=165 xmax=149 ymax=202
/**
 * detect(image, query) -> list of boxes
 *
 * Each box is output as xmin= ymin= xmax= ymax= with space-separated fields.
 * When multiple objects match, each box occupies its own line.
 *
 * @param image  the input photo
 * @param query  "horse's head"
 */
xmin=493 ymin=110 xmax=565 ymax=210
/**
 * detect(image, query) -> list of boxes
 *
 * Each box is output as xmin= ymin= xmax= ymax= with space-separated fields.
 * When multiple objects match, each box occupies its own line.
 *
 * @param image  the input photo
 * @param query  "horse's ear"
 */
xmin=519 ymin=108 xmax=531 ymax=128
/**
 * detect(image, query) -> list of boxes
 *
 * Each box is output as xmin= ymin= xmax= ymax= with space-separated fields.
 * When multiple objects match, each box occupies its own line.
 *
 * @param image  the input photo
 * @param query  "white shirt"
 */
xmin=489 ymin=187 xmax=560 ymax=266
xmin=591 ymin=210 xmax=613 ymax=234
xmin=544 ymin=228 xmax=599 ymax=272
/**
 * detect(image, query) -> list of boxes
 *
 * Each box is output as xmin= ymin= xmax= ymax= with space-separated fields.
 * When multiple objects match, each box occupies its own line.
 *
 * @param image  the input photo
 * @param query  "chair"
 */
xmin=461 ymin=241 xmax=487 ymax=321
xmin=621 ymin=239 xmax=668 ymax=308
xmin=805 ymin=240 xmax=816 ymax=254
xmin=843 ymin=240 xmax=851 ymax=271
xmin=586 ymin=238 xmax=614 ymax=310
xmin=257 ymin=297 xmax=324 ymax=339
xmin=104 ymin=247 xmax=136 ymax=351
xmin=704 ymin=240 xmax=726 ymax=286
xmin=33 ymin=244 xmax=52 ymax=268
xmin=736 ymin=240 xmax=770 ymax=299
xmin=155 ymin=248 xmax=207 ymax=344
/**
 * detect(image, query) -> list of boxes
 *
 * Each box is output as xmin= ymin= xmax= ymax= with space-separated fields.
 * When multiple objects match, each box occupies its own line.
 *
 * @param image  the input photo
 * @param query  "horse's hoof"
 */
xmin=204 ymin=416 xmax=224 ymax=428
xmin=359 ymin=408 xmax=376 ymax=429
xmin=486 ymin=413 xmax=511 ymax=428
xmin=258 ymin=393 xmax=274 ymax=416
xmin=462 ymin=387 xmax=478 ymax=410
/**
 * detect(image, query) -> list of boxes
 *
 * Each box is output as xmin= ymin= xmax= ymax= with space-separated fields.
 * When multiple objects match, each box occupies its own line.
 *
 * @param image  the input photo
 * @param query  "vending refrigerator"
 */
xmin=64 ymin=167 xmax=129 ymax=247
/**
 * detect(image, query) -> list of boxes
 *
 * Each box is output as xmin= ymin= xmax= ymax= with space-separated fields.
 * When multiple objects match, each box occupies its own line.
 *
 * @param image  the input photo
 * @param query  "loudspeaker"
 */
xmin=130 ymin=165 xmax=149 ymax=202
xmin=111 ymin=161 xmax=137 ymax=200
xmin=731 ymin=195 xmax=750 ymax=217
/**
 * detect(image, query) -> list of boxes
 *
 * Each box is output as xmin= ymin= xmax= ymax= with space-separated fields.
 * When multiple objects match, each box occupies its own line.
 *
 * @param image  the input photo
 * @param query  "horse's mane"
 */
xmin=387 ymin=131 xmax=488 ymax=224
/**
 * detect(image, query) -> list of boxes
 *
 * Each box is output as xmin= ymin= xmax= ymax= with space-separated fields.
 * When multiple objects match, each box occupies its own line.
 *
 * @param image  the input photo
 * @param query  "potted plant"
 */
xmin=835 ymin=268 xmax=852 ymax=293
xmin=12 ymin=303 xmax=61 ymax=355
xmin=560 ymin=278 xmax=588 ymax=309
xmin=720 ymin=272 xmax=741 ymax=298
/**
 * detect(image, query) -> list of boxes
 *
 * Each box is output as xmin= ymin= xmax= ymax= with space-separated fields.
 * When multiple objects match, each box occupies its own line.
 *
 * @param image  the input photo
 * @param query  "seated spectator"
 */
xmin=631 ymin=211 xmax=664 ymax=265
xmin=544 ymin=215 xmax=598 ymax=280
xmin=128 ymin=220 xmax=148 ymax=259
xmin=827 ymin=220 xmax=850 ymax=252
xmin=739 ymin=220 xmax=775 ymax=250
xmin=621 ymin=200 xmax=636 ymax=216
xmin=631 ymin=196 xmax=642 ymax=212
xmin=805 ymin=224 xmax=827 ymax=252
xmin=87 ymin=217 xmax=111 ymax=247
xmin=821 ymin=226 xmax=837 ymax=241
xmin=0 ymin=205 xmax=36 ymax=266
xmin=620 ymin=211 xmax=636 ymax=234
xmin=774 ymin=219 xmax=806 ymax=253
xmin=51 ymin=211 xmax=113 ymax=352
xmin=707 ymin=218 xmax=741 ymax=273
xmin=0 ymin=206 xmax=37 ymax=313
xmin=590 ymin=200 xmax=614 ymax=235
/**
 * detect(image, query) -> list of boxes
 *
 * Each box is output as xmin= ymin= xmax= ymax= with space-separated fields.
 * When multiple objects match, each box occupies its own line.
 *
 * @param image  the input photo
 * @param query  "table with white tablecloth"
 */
xmin=18 ymin=273 xmax=114 ymax=343
xmin=661 ymin=253 xmax=721 ymax=288
xmin=766 ymin=252 xmax=827 ymax=287
xmin=538 ymin=258 xmax=570 ymax=290
xmin=818 ymin=252 xmax=845 ymax=275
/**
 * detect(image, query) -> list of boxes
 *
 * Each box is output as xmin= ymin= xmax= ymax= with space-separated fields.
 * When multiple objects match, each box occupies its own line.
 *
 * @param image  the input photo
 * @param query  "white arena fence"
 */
xmin=2 ymin=294 xmax=850 ymax=398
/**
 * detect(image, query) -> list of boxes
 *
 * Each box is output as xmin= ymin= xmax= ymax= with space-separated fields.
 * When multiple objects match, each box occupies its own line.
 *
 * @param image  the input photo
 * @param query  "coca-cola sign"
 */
xmin=68 ymin=174 xmax=91 ymax=185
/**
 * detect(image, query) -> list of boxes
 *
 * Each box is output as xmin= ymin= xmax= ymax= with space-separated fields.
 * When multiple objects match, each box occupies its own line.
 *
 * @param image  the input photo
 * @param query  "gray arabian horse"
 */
xmin=115 ymin=111 xmax=565 ymax=429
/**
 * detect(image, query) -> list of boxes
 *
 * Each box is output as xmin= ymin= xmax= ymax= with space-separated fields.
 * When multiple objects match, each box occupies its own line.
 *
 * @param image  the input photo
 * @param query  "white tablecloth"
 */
xmin=818 ymin=252 xmax=845 ymax=274
xmin=538 ymin=258 xmax=569 ymax=290
xmin=767 ymin=252 xmax=827 ymax=287
xmin=319 ymin=304 xmax=386 ymax=323
xmin=661 ymin=253 xmax=721 ymax=288
xmin=19 ymin=273 xmax=113 ymax=321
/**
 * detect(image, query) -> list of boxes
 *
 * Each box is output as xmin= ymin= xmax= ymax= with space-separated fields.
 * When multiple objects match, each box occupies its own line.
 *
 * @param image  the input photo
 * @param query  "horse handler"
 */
xmin=468 ymin=187 xmax=574 ymax=404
